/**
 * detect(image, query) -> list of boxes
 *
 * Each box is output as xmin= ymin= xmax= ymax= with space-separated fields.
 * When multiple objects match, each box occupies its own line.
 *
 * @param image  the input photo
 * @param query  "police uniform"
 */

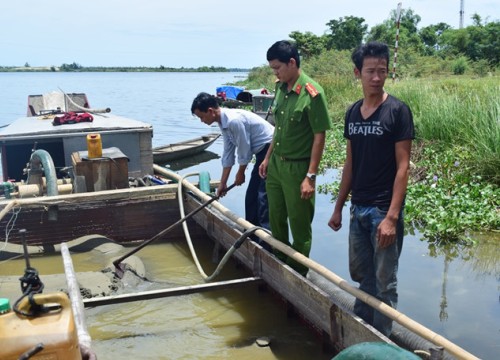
xmin=266 ymin=72 xmax=331 ymax=275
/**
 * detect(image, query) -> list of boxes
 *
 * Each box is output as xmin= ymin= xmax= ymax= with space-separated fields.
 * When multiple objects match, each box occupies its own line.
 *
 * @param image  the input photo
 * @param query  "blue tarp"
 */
xmin=216 ymin=86 xmax=244 ymax=100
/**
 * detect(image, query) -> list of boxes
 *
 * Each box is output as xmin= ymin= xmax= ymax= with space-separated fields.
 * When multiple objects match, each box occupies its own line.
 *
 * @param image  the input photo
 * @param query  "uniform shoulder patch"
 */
xmin=305 ymin=83 xmax=319 ymax=97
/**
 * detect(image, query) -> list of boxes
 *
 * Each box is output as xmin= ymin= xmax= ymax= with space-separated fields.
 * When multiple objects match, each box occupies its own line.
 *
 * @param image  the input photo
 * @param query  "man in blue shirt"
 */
xmin=191 ymin=92 xmax=274 ymax=236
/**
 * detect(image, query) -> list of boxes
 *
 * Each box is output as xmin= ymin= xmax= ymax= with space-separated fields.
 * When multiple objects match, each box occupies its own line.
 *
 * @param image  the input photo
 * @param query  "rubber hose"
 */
xmin=29 ymin=149 xmax=58 ymax=197
xmin=308 ymin=270 xmax=454 ymax=360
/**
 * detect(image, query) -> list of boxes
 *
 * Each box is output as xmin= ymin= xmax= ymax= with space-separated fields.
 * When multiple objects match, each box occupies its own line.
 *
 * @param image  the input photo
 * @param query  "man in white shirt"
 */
xmin=191 ymin=92 xmax=274 ymax=238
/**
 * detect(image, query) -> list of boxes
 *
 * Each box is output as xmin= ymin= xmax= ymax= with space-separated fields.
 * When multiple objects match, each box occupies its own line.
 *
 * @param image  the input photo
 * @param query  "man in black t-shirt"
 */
xmin=328 ymin=41 xmax=415 ymax=337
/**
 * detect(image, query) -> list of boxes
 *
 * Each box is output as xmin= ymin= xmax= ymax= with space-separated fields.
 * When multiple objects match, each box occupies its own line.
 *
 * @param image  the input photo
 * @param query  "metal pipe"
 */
xmin=60 ymin=243 xmax=94 ymax=357
xmin=0 ymin=182 xmax=15 ymax=199
xmin=112 ymin=183 xmax=237 ymax=274
xmin=60 ymin=89 xmax=111 ymax=114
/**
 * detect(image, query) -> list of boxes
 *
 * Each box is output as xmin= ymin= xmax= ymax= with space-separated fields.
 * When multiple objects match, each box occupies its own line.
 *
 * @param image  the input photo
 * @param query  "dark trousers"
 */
xmin=245 ymin=144 xmax=271 ymax=249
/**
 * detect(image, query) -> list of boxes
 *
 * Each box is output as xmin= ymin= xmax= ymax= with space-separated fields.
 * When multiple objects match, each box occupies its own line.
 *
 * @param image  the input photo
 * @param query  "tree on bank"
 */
xmin=289 ymin=7 xmax=499 ymax=73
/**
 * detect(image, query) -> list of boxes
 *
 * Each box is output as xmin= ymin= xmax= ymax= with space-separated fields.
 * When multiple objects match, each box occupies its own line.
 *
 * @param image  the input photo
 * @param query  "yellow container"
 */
xmin=0 ymin=292 xmax=82 ymax=360
xmin=86 ymin=133 xmax=102 ymax=158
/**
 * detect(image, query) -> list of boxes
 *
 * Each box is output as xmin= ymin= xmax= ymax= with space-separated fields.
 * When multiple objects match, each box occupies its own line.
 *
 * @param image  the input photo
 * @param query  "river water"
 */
xmin=0 ymin=72 xmax=498 ymax=359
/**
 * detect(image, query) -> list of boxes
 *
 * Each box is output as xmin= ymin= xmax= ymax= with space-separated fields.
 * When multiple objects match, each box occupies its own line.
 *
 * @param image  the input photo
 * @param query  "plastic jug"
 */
xmin=0 ymin=293 xmax=81 ymax=360
xmin=86 ymin=133 xmax=102 ymax=158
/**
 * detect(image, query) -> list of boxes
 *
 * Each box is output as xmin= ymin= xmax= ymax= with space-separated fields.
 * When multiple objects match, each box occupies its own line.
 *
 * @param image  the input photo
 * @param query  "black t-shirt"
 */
xmin=344 ymin=95 xmax=415 ymax=207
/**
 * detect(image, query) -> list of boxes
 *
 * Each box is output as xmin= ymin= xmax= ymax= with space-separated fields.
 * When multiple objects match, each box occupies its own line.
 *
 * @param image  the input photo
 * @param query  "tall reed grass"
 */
xmin=242 ymin=64 xmax=500 ymax=184
xmin=386 ymin=78 xmax=500 ymax=184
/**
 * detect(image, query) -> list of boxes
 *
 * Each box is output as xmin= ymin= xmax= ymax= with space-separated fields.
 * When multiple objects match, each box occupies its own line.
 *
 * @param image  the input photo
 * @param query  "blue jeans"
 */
xmin=349 ymin=204 xmax=404 ymax=337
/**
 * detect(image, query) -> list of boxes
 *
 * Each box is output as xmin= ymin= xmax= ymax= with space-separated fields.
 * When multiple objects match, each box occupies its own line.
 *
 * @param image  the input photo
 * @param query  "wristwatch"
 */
xmin=306 ymin=173 xmax=316 ymax=181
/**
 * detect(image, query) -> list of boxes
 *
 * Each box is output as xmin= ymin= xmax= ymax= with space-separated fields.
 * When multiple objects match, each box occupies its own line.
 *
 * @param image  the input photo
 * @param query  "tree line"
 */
xmin=0 ymin=62 xmax=248 ymax=73
xmin=289 ymin=8 xmax=499 ymax=76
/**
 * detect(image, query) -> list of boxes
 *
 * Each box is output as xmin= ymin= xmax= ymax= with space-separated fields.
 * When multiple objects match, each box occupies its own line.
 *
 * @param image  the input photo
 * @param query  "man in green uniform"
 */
xmin=259 ymin=40 xmax=332 ymax=276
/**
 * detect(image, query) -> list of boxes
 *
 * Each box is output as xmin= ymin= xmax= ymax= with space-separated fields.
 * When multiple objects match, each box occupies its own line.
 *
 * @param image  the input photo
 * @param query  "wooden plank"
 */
xmin=0 ymin=181 xmax=219 ymax=247
xmin=61 ymin=243 xmax=93 ymax=350
xmin=83 ymin=277 xmax=263 ymax=307
xmin=138 ymin=131 xmax=154 ymax=177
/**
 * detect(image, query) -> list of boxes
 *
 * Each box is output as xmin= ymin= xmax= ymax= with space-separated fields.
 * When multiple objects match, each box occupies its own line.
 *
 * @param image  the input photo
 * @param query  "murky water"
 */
xmin=88 ymin=243 xmax=334 ymax=360
xmin=1 ymin=238 xmax=335 ymax=360
xmin=0 ymin=72 xmax=498 ymax=359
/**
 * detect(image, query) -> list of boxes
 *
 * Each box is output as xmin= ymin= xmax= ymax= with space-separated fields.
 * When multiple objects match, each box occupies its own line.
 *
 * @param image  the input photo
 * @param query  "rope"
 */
xmin=0 ymin=201 xmax=20 ymax=252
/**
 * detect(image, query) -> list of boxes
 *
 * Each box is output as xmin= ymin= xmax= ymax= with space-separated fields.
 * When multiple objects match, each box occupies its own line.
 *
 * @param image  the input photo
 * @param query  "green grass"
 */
xmin=386 ymin=78 xmax=500 ymax=184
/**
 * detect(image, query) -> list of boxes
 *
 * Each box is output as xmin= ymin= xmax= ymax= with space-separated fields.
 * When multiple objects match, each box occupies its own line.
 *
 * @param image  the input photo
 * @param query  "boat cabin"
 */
xmin=0 ymin=92 xmax=153 ymax=193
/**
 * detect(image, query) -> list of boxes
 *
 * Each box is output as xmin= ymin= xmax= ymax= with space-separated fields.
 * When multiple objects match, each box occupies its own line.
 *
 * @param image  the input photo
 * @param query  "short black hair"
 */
xmin=351 ymin=41 xmax=390 ymax=71
xmin=191 ymin=92 xmax=220 ymax=114
xmin=266 ymin=40 xmax=301 ymax=68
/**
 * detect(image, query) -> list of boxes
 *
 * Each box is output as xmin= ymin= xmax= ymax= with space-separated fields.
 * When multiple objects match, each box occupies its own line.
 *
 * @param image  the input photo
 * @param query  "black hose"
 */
xmin=307 ymin=270 xmax=455 ymax=360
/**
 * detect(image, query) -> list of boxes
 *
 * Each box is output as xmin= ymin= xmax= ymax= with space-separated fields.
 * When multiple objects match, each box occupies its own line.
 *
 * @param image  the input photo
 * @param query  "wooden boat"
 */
xmin=0 ymin=92 xmax=478 ymax=360
xmin=0 ymin=165 xmax=478 ymax=359
xmin=152 ymin=133 xmax=220 ymax=164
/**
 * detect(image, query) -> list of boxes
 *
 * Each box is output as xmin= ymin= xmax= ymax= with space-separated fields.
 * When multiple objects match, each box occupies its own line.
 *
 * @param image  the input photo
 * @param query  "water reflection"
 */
xmin=439 ymin=255 xmax=450 ymax=322
xmin=468 ymin=233 xmax=500 ymax=279
xmin=160 ymin=150 xmax=220 ymax=172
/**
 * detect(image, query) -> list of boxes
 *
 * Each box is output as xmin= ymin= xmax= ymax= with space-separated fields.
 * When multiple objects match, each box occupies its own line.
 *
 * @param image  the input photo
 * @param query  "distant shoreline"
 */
xmin=0 ymin=66 xmax=251 ymax=73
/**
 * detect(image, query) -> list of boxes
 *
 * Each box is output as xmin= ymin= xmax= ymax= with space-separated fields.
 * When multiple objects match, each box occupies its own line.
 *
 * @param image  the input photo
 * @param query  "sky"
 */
xmin=1 ymin=1 xmax=498 ymax=69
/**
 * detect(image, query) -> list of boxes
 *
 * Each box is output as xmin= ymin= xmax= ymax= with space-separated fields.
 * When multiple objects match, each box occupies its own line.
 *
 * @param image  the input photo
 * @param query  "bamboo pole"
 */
xmin=154 ymin=164 xmax=479 ymax=360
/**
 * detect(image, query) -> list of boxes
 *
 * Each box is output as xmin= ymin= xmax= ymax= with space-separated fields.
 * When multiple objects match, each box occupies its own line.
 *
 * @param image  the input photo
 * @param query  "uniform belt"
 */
xmin=275 ymin=154 xmax=310 ymax=162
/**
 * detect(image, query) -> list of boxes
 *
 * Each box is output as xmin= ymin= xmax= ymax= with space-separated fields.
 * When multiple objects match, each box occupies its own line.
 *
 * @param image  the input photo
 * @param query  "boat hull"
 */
xmin=152 ymin=133 xmax=220 ymax=163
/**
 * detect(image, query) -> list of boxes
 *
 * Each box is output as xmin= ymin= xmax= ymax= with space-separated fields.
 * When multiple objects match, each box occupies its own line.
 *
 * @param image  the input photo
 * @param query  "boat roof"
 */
xmin=0 ymin=113 xmax=152 ymax=141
